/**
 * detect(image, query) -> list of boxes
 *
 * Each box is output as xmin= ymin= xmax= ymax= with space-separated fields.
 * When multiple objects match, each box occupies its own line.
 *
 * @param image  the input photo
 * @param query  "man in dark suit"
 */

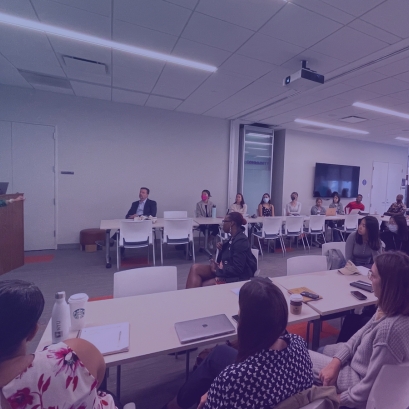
xmin=126 ymin=187 xmax=157 ymax=219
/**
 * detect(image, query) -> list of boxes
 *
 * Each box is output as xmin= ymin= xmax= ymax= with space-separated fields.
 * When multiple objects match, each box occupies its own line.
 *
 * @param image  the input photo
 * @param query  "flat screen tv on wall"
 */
xmin=313 ymin=163 xmax=360 ymax=198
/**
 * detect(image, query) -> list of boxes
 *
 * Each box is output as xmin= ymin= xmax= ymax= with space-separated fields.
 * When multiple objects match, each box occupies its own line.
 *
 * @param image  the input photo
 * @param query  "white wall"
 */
xmin=283 ymin=130 xmax=408 ymax=214
xmin=0 ymin=85 xmax=229 ymax=245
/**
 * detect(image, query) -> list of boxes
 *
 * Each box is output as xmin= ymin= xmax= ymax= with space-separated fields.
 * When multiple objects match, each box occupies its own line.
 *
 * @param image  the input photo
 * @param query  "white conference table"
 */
xmin=36 ymin=281 xmax=319 ymax=397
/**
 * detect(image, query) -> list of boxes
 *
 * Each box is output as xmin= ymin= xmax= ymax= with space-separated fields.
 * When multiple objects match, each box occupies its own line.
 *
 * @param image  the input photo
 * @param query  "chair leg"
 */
xmin=191 ymin=238 xmax=196 ymax=263
xmin=160 ymin=240 xmax=164 ymax=266
xmin=117 ymin=242 xmax=120 ymax=270
xmin=280 ymin=237 xmax=285 ymax=257
xmin=257 ymin=236 xmax=263 ymax=258
xmin=152 ymin=242 xmax=156 ymax=266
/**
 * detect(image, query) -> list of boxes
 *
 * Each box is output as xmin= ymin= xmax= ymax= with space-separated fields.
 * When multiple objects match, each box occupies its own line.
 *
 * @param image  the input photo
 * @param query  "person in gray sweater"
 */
xmin=345 ymin=216 xmax=382 ymax=266
xmin=309 ymin=251 xmax=409 ymax=408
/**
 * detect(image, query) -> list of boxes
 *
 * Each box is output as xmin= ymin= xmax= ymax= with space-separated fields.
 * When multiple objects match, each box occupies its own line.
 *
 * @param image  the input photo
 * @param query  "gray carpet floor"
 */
xmin=3 ymin=240 xmax=339 ymax=409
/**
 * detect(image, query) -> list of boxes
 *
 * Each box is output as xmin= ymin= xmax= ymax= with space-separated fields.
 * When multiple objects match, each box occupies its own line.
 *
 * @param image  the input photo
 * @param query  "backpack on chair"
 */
xmin=326 ymin=248 xmax=346 ymax=270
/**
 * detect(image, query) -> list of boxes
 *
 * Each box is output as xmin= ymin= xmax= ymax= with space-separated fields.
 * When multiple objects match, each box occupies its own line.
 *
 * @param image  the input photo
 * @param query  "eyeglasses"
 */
xmin=367 ymin=270 xmax=373 ymax=280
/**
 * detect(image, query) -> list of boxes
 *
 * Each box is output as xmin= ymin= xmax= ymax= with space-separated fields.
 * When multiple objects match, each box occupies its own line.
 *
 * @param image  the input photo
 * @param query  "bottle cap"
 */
xmin=290 ymin=293 xmax=303 ymax=302
xmin=55 ymin=291 xmax=65 ymax=299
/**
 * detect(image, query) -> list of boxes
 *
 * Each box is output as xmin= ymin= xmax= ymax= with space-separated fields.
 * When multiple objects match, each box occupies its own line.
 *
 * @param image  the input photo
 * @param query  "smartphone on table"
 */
xmin=300 ymin=291 xmax=320 ymax=299
xmin=351 ymin=291 xmax=367 ymax=301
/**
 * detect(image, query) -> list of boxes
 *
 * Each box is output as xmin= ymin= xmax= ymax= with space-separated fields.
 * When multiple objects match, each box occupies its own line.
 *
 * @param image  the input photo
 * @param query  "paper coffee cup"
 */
xmin=290 ymin=293 xmax=303 ymax=315
xmin=68 ymin=293 xmax=89 ymax=330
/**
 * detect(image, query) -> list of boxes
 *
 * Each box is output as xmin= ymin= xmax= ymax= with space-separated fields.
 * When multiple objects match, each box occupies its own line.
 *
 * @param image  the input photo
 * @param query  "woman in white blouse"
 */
xmin=286 ymin=192 xmax=302 ymax=215
xmin=229 ymin=193 xmax=247 ymax=215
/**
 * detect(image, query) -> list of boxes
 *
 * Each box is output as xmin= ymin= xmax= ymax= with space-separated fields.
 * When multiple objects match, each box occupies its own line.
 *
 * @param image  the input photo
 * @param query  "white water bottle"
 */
xmin=212 ymin=205 xmax=217 ymax=218
xmin=51 ymin=291 xmax=70 ymax=344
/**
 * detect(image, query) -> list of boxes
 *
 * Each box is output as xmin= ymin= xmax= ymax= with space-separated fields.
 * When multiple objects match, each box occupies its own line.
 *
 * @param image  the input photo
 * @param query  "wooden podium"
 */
xmin=0 ymin=193 xmax=24 ymax=275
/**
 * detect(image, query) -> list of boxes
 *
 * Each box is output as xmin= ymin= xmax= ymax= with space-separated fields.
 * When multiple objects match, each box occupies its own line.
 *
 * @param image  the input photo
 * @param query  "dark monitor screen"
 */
xmin=313 ymin=163 xmax=360 ymax=198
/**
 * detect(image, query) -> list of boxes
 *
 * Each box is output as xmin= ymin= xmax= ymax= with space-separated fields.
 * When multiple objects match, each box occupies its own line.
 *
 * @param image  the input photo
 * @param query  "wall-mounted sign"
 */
xmin=362 ymin=179 xmax=367 ymax=186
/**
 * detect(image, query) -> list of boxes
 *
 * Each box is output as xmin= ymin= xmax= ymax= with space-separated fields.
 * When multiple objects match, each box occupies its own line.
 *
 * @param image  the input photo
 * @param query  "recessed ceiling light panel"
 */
xmin=353 ymin=102 xmax=409 ymax=120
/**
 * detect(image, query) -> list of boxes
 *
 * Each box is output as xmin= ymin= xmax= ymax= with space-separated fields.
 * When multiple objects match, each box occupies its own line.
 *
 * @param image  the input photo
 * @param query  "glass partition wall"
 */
xmin=238 ymin=126 xmax=274 ymax=216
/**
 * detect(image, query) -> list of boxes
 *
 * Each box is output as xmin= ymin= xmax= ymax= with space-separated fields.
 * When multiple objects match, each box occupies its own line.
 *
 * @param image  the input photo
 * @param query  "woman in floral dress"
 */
xmin=0 ymin=280 xmax=118 ymax=409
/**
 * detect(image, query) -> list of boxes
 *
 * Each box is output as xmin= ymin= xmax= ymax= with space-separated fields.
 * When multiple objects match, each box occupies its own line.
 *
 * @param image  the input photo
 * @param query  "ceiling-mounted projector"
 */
xmin=283 ymin=60 xmax=324 ymax=90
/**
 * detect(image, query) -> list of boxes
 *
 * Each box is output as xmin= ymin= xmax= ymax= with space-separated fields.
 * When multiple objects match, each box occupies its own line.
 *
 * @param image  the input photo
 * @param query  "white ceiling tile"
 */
xmin=311 ymin=26 xmax=389 ymax=62
xmin=145 ymin=95 xmax=182 ymax=110
xmin=163 ymin=0 xmax=198 ymax=9
xmin=237 ymin=33 xmax=304 ymax=65
xmin=112 ymin=51 xmax=164 ymax=93
xmin=375 ymin=57 xmax=409 ymax=77
xmin=361 ymin=0 xmax=409 ymax=39
xmin=114 ymin=0 xmax=191 ymax=36
xmin=260 ymin=2 xmax=342 ymax=48
xmin=172 ymin=38 xmax=231 ymax=67
xmin=361 ymin=77 xmax=409 ymax=95
xmin=0 ymin=53 xmax=32 ymax=88
xmin=336 ymin=88 xmax=381 ymax=104
xmin=388 ymin=90 xmax=409 ymax=103
xmin=290 ymin=0 xmax=355 ymax=24
xmin=364 ymin=95 xmax=407 ymax=108
xmin=45 ymin=0 xmax=111 ymax=17
xmin=31 ymin=0 xmax=111 ymax=37
xmin=218 ymin=54 xmax=274 ymax=79
xmin=152 ymin=65 xmax=210 ymax=98
xmin=112 ymin=88 xmax=148 ymax=105
xmin=113 ymin=20 xmax=177 ymax=54
xmin=348 ymin=19 xmax=402 ymax=44
xmin=196 ymin=0 xmax=284 ymax=31
xmin=0 ymin=0 xmax=38 ymax=18
xmin=182 ymin=12 xmax=254 ymax=52
xmin=319 ymin=0 xmax=385 ymax=17
xmin=395 ymin=71 xmax=409 ymax=84
xmin=32 ymin=83 xmax=74 ymax=94
xmin=0 ymin=26 xmax=65 ymax=76
xmin=342 ymin=70 xmax=387 ymax=87
xmin=71 ymin=81 xmax=111 ymax=100
xmin=281 ymin=50 xmax=347 ymax=75
xmin=307 ymin=83 xmax=355 ymax=100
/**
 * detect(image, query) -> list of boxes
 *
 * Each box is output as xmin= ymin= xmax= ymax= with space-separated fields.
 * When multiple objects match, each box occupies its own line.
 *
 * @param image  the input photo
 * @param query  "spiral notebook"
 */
xmin=79 ymin=322 xmax=130 ymax=356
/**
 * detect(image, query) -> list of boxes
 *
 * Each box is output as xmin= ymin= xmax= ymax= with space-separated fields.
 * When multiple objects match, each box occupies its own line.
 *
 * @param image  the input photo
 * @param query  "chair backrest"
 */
xmin=163 ymin=218 xmax=193 ymax=243
xmin=322 ymin=242 xmax=346 ymax=257
xmin=285 ymin=216 xmax=304 ymax=234
xmin=114 ymin=266 xmax=177 ymax=298
xmin=344 ymin=214 xmax=359 ymax=230
xmin=164 ymin=211 xmax=188 ymax=218
xmin=308 ymin=215 xmax=326 ymax=232
xmin=119 ymin=220 xmax=153 ymax=246
xmin=366 ymin=363 xmax=409 ymax=409
xmin=287 ymin=255 xmax=327 ymax=276
xmin=251 ymin=248 xmax=259 ymax=269
xmin=262 ymin=217 xmax=283 ymax=236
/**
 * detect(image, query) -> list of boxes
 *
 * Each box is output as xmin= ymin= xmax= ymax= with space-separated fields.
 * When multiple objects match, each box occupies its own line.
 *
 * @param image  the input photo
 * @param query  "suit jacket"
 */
xmin=126 ymin=198 xmax=157 ymax=218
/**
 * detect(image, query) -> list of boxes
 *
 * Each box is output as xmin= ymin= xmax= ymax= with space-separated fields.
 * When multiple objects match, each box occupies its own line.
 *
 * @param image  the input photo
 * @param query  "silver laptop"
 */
xmin=175 ymin=314 xmax=235 ymax=344
xmin=0 ymin=182 xmax=9 ymax=195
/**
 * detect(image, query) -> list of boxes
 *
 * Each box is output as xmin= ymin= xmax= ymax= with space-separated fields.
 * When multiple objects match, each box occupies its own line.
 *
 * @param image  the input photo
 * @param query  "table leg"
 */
xmin=185 ymin=350 xmax=190 ymax=381
xmin=204 ymin=226 xmax=212 ymax=257
xmin=116 ymin=365 xmax=121 ymax=400
xmin=311 ymin=319 xmax=321 ymax=351
xmin=105 ymin=229 xmax=111 ymax=268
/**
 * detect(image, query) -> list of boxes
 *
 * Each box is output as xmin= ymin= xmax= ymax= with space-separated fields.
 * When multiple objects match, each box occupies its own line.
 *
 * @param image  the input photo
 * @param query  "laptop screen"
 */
xmin=0 ymin=182 xmax=9 ymax=195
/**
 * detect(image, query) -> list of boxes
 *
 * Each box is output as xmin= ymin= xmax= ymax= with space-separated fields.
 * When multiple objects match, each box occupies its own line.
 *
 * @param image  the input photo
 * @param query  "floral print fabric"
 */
xmin=2 ymin=342 xmax=116 ymax=409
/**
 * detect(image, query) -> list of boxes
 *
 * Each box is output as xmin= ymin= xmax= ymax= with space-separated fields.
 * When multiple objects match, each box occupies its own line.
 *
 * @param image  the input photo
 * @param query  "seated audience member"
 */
xmin=311 ymin=197 xmax=326 ymax=215
xmin=0 ymin=195 xmax=24 ymax=207
xmin=126 ymin=187 xmax=157 ymax=218
xmin=345 ymin=216 xmax=381 ymax=266
xmin=0 ymin=280 xmax=120 ymax=409
xmin=344 ymin=194 xmax=365 ymax=214
xmin=380 ymin=214 xmax=409 ymax=255
xmin=384 ymin=194 xmax=407 ymax=215
xmin=328 ymin=193 xmax=344 ymax=242
xmin=196 ymin=189 xmax=218 ymax=249
xmin=286 ymin=192 xmax=302 ymax=215
xmin=258 ymin=193 xmax=274 ymax=217
xmin=186 ymin=212 xmax=256 ymax=288
xmin=164 ymin=278 xmax=313 ymax=409
xmin=310 ymin=252 xmax=409 ymax=409
xmin=229 ymin=193 xmax=247 ymax=215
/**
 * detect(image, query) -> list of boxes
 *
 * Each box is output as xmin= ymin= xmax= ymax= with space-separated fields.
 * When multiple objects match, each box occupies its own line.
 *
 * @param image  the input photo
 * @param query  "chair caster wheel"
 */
xmin=106 ymin=263 xmax=112 ymax=268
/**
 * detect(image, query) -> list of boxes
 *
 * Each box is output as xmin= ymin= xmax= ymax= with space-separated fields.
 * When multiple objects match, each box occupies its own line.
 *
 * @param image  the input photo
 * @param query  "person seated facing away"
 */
xmin=286 ymin=192 xmax=302 ymax=215
xmin=126 ymin=186 xmax=157 ymax=218
xmin=229 ymin=193 xmax=247 ymax=215
xmin=258 ymin=192 xmax=274 ymax=217
xmin=309 ymin=252 xmax=409 ymax=409
xmin=163 ymin=278 xmax=313 ymax=409
xmin=384 ymin=194 xmax=407 ymax=216
xmin=345 ymin=216 xmax=381 ymax=266
xmin=0 ymin=280 xmax=120 ymax=409
xmin=311 ymin=197 xmax=326 ymax=215
xmin=186 ymin=212 xmax=256 ymax=288
xmin=196 ymin=189 xmax=218 ymax=249
xmin=0 ymin=195 xmax=24 ymax=207
xmin=380 ymin=213 xmax=409 ymax=255
xmin=344 ymin=194 xmax=365 ymax=214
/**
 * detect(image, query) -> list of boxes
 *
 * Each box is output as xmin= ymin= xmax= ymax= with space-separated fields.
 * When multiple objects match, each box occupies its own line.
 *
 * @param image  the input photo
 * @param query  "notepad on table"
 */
xmin=79 ymin=322 xmax=129 ymax=356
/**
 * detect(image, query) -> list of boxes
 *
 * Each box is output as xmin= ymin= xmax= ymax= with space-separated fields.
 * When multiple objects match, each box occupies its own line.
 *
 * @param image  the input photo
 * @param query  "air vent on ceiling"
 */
xmin=301 ymin=125 xmax=326 ymax=131
xmin=339 ymin=116 xmax=367 ymax=124
xmin=18 ymin=70 xmax=72 ymax=89
xmin=62 ymin=55 xmax=109 ymax=75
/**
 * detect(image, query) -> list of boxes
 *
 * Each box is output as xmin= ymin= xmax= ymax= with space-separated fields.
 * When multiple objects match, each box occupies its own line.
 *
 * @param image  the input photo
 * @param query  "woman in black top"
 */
xmin=185 ymin=212 xmax=256 ymax=288
xmin=380 ymin=214 xmax=409 ymax=255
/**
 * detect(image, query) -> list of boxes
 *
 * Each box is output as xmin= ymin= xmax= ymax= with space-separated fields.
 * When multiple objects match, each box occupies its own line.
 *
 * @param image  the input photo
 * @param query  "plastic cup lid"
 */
xmin=290 ymin=293 xmax=303 ymax=302
xmin=68 ymin=293 xmax=89 ymax=302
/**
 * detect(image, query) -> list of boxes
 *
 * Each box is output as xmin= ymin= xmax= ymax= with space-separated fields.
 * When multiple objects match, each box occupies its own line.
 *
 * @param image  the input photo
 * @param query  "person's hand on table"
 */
xmin=216 ymin=242 xmax=223 ymax=251
xmin=127 ymin=214 xmax=136 ymax=219
xmin=209 ymin=259 xmax=217 ymax=273
xmin=197 ymin=392 xmax=208 ymax=409
xmin=15 ymin=195 xmax=25 ymax=202
xmin=319 ymin=358 xmax=341 ymax=386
